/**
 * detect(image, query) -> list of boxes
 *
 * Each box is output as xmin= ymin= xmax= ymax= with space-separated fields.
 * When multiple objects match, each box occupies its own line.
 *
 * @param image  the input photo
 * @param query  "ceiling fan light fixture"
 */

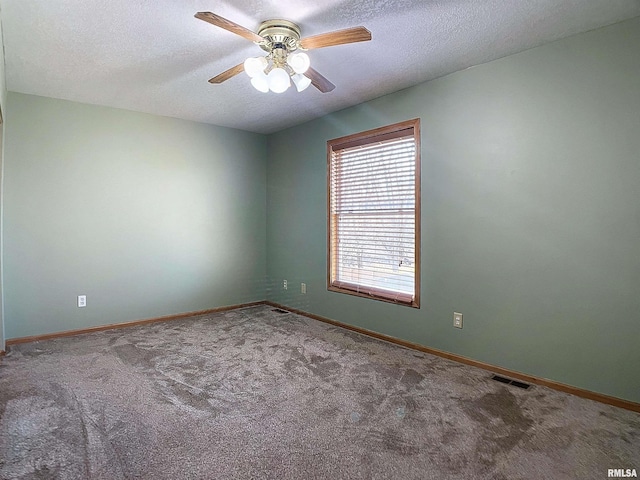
xmin=243 ymin=56 xmax=268 ymax=78
xmin=267 ymin=67 xmax=290 ymax=93
xmin=292 ymin=73 xmax=312 ymax=92
xmin=250 ymin=72 xmax=270 ymax=92
xmin=288 ymin=52 xmax=310 ymax=74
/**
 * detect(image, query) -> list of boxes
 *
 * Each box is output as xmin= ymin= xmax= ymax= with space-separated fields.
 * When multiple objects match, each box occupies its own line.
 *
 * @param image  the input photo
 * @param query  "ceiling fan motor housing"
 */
xmin=257 ymin=20 xmax=302 ymax=53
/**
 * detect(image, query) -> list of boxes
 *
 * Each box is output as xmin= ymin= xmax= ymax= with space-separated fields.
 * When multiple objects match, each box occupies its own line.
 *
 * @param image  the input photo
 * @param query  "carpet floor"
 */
xmin=0 ymin=305 xmax=638 ymax=479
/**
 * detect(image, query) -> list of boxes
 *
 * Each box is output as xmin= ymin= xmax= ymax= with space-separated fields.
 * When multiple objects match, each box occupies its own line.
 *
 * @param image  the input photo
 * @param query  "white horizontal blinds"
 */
xmin=330 ymin=129 xmax=416 ymax=304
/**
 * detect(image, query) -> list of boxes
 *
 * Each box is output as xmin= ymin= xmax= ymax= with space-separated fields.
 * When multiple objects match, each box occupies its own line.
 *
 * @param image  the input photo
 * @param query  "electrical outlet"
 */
xmin=78 ymin=295 xmax=87 ymax=308
xmin=453 ymin=312 xmax=463 ymax=329
xmin=301 ymin=283 xmax=307 ymax=294
xmin=283 ymin=280 xmax=288 ymax=290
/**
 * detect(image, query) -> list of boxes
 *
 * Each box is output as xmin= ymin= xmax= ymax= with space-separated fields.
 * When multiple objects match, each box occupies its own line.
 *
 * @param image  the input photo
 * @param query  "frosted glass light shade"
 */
xmin=267 ymin=68 xmax=290 ymax=93
xmin=288 ymin=52 xmax=310 ymax=74
xmin=244 ymin=56 xmax=268 ymax=78
xmin=292 ymin=73 xmax=311 ymax=92
xmin=250 ymin=72 xmax=269 ymax=92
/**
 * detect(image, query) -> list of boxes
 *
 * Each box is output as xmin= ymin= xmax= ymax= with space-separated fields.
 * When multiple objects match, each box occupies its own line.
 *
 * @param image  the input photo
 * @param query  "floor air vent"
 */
xmin=272 ymin=308 xmax=290 ymax=314
xmin=510 ymin=380 xmax=531 ymax=390
xmin=491 ymin=375 xmax=531 ymax=390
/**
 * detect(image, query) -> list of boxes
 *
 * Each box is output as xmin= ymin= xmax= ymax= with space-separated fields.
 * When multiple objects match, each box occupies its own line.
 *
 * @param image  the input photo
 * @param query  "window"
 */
xmin=327 ymin=119 xmax=420 ymax=307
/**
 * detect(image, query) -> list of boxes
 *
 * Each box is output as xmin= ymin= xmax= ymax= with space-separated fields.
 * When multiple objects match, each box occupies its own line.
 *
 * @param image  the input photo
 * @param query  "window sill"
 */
xmin=328 ymin=283 xmax=419 ymax=308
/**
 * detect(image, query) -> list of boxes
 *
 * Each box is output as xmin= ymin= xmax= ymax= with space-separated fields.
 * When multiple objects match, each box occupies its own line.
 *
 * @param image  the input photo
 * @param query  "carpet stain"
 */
xmin=400 ymin=368 xmax=424 ymax=387
xmin=462 ymin=388 xmax=534 ymax=471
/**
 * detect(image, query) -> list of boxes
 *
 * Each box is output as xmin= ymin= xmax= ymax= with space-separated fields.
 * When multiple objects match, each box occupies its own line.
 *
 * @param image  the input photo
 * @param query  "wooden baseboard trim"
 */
xmin=265 ymin=301 xmax=640 ymax=414
xmin=5 ymin=301 xmax=264 ymax=347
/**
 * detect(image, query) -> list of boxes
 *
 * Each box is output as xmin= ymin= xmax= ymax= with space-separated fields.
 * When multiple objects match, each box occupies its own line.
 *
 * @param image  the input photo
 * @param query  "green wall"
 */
xmin=0 ymin=10 xmax=7 ymax=351
xmin=266 ymin=17 xmax=640 ymax=403
xmin=3 ymin=93 xmax=266 ymax=339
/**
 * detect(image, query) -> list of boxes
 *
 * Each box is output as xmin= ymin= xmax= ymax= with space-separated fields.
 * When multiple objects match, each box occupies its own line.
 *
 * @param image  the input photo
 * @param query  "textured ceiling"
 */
xmin=1 ymin=0 xmax=639 ymax=134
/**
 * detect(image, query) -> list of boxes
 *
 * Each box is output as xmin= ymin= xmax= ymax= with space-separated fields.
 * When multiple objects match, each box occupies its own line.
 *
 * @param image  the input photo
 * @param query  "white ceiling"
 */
xmin=1 ymin=0 xmax=639 ymax=134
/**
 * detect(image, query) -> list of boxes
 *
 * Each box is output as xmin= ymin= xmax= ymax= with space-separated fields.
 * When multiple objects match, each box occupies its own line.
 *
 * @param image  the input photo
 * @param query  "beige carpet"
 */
xmin=1 ymin=305 xmax=638 ymax=479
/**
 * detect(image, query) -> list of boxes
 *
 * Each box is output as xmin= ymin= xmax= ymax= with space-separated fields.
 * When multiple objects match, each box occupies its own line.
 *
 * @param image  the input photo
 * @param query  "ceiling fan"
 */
xmin=195 ymin=12 xmax=371 ymax=94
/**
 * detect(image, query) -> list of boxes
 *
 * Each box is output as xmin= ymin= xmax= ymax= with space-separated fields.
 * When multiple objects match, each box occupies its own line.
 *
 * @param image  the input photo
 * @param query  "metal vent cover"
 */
xmin=491 ymin=374 xmax=531 ymax=390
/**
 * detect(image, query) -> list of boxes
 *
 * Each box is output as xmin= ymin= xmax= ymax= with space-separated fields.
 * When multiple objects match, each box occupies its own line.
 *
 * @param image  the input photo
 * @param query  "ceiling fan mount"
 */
xmin=194 ymin=11 xmax=372 ymax=94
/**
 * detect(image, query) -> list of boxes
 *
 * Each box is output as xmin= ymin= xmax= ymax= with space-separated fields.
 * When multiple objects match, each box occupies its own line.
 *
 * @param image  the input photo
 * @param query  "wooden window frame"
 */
xmin=327 ymin=118 xmax=421 ymax=308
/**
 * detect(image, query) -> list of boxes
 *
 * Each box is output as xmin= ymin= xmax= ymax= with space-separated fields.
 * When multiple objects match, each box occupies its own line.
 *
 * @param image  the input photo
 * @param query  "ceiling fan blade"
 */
xmin=304 ymin=67 xmax=336 ymax=93
xmin=195 ymin=12 xmax=263 ymax=43
xmin=209 ymin=63 xmax=245 ymax=84
xmin=299 ymin=26 xmax=371 ymax=50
